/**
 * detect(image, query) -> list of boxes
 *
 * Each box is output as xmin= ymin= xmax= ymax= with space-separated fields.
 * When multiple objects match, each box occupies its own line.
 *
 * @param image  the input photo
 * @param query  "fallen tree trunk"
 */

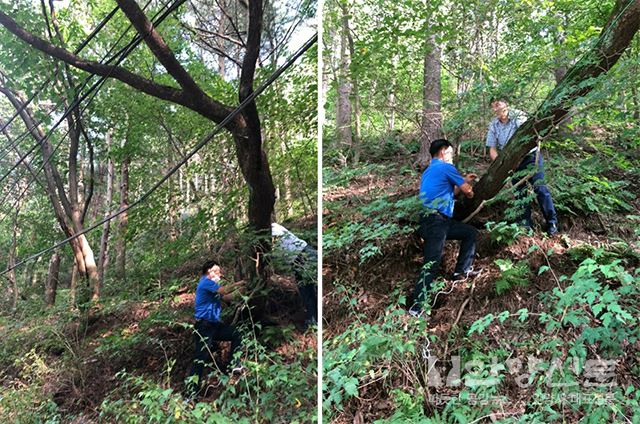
xmin=458 ymin=0 xmax=640 ymax=220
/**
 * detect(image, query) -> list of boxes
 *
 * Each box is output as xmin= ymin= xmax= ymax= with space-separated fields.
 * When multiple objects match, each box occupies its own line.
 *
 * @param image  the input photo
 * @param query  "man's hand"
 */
xmin=489 ymin=147 xmax=498 ymax=161
xmin=459 ymin=182 xmax=474 ymax=198
xmin=218 ymin=280 xmax=246 ymax=297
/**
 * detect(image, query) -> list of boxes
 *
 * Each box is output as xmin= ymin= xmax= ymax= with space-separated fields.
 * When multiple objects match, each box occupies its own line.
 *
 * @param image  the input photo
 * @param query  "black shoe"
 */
xmin=407 ymin=304 xmax=423 ymax=318
xmin=304 ymin=317 xmax=317 ymax=327
xmin=547 ymin=223 xmax=558 ymax=236
xmin=452 ymin=268 xmax=481 ymax=281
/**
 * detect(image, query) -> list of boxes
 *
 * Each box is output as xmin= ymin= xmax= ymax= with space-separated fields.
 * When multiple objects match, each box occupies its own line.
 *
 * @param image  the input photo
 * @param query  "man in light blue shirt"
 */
xmin=486 ymin=97 xmax=558 ymax=235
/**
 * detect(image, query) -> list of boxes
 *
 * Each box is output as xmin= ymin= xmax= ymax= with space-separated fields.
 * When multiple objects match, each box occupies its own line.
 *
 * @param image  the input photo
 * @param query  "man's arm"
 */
xmin=454 ymin=173 xmax=477 ymax=198
xmin=218 ymin=280 xmax=246 ymax=301
xmin=486 ymin=121 xmax=498 ymax=161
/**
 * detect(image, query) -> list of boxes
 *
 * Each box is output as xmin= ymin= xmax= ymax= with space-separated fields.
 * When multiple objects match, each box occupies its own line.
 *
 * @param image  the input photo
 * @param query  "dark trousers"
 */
xmin=513 ymin=152 xmax=557 ymax=228
xmin=293 ymin=245 xmax=318 ymax=324
xmin=413 ymin=213 xmax=477 ymax=308
xmin=187 ymin=320 xmax=241 ymax=396
xmin=294 ymin=246 xmax=318 ymax=323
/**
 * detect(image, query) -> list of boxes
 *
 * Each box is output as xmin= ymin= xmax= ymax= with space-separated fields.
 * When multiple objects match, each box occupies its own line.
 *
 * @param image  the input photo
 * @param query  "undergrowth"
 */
xmin=324 ymin=249 xmax=640 ymax=422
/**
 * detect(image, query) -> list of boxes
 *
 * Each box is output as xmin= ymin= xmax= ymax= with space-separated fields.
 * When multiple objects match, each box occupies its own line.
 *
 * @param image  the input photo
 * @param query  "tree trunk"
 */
xmin=97 ymin=136 xmax=114 ymax=291
xmin=632 ymin=84 xmax=640 ymax=120
xmin=458 ymin=0 xmax=640 ymax=219
xmin=347 ymin=22 xmax=361 ymax=164
xmin=69 ymin=262 xmax=78 ymax=308
xmin=418 ymin=33 xmax=442 ymax=168
xmin=0 ymin=0 xmax=279 ymax=287
xmin=8 ymin=204 xmax=20 ymax=311
xmin=116 ymin=154 xmax=129 ymax=280
xmin=336 ymin=3 xmax=353 ymax=156
xmin=45 ymin=252 xmax=61 ymax=307
xmin=0 ymin=85 xmax=100 ymax=302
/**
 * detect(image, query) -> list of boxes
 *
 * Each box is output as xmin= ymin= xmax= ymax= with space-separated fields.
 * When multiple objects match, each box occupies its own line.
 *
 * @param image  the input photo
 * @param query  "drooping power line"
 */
xmin=0 ymin=31 xmax=318 ymax=276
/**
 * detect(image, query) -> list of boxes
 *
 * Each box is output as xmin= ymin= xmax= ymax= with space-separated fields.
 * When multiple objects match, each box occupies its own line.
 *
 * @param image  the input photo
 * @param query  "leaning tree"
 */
xmin=457 ymin=0 xmax=640 ymax=220
xmin=0 ymin=0 xmax=279 ymax=281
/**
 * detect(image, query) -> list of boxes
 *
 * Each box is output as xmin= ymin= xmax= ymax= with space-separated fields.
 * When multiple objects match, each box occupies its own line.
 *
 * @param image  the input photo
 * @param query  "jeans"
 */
xmin=294 ymin=246 xmax=318 ymax=323
xmin=412 ymin=213 xmax=477 ymax=308
xmin=186 ymin=320 xmax=241 ymax=396
xmin=513 ymin=152 xmax=557 ymax=228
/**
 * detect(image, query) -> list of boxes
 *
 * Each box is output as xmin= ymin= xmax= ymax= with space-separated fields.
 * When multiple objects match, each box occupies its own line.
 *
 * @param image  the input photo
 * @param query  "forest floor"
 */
xmin=0 ymin=249 xmax=317 ymax=422
xmin=323 ymin=152 xmax=640 ymax=422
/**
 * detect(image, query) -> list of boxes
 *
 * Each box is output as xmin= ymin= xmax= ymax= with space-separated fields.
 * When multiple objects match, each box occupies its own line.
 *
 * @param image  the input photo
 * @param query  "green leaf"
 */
xmin=517 ymin=308 xmax=529 ymax=322
xmin=343 ymin=378 xmax=359 ymax=397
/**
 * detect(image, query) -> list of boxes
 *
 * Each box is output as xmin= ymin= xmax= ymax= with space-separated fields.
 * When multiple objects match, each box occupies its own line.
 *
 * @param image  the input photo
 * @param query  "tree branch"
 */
xmin=115 ymin=0 xmax=206 ymax=97
xmin=239 ymin=0 xmax=261 ymax=124
xmin=0 ymin=9 xmax=238 ymax=128
xmin=458 ymin=0 xmax=640 ymax=219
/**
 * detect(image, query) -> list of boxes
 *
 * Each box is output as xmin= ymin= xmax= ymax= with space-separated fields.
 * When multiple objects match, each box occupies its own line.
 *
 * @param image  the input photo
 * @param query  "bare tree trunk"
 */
xmin=458 ymin=0 xmax=640 ymax=219
xmin=97 ymin=136 xmax=114 ymax=291
xmin=45 ymin=252 xmax=60 ymax=306
xmin=336 ymin=3 xmax=353 ymax=157
xmin=116 ymin=154 xmax=129 ymax=280
xmin=8 ymin=204 xmax=20 ymax=311
xmin=418 ymin=33 xmax=442 ymax=168
xmin=69 ymin=262 xmax=78 ymax=308
xmin=0 ymin=85 xmax=100 ymax=302
xmin=347 ymin=20 xmax=361 ymax=164
xmin=388 ymin=56 xmax=397 ymax=132
xmin=632 ymin=84 xmax=640 ymax=120
xmin=0 ymin=0 xmax=278 ymax=288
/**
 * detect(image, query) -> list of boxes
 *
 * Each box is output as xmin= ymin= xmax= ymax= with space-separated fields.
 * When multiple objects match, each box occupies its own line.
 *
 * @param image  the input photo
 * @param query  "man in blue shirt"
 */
xmin=410 ymin=139 xmax=479 ymax=316
xmin=486 ymin=97 xmax=558 ymax=235
xmin=186 ymin=260 xmax=245 ymax=398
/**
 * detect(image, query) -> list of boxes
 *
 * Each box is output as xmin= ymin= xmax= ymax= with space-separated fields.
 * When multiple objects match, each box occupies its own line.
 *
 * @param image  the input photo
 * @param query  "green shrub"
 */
xmin=0 ymin=350 xmax=61 ymax=424
xmin=485 ymin=221 xmax=530 ymax=246
xmin=494 ymin=259 xmax=530 ymax=295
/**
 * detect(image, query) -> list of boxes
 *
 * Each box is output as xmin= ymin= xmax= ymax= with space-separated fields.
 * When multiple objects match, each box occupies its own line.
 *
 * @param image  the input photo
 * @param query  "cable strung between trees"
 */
xmin=0 ymin=5 xmax=120 ymax=141
xmin=0 ymin=0 xmax=182 ymax=187
xmin=0 ymin=0 xmax=175 ymax=217
xmin=0 ymin=32 xmax=318 ymax=276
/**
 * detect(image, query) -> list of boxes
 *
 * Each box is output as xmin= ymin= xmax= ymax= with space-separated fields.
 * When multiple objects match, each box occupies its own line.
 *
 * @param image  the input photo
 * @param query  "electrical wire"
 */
xmin=0 ymin=31 xmax=318 ymax=276
xmin=0 ymin=0 xmax=182 ymax=219
xmin=0 ymin=0 xmax=179 ymax=187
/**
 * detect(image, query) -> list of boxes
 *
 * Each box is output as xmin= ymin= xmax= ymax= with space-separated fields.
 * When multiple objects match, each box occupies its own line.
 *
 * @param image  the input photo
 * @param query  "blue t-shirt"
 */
xmin=419 ymin=158 xmax=465 ymax=218
xmin=194 ymin=276 xmax=222 ymax=322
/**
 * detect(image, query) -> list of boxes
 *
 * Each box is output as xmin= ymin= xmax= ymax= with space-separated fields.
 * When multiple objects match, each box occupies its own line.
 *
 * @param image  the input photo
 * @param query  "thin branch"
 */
xmin=115 ymin=0 xmax=206 ymax=97
xmin=0 ymin=8 xmax=236 ymax=127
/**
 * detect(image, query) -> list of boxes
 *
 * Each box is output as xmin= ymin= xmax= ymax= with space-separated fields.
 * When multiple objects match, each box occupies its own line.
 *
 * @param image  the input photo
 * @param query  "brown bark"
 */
xmin=69 ymin=262 xmax=78 ymax=307
xmin=458 ymin=0 xmax=640 ymax=219
xmin=44 ymin=252 xmax=60 ymax=306
xmin=347 ymin=19 xmax=361 ymax=164
xmin=97 ymin=133 xmax=115 ymax=291
xmin=0 ymin=85 xmax=100 ymax=302
xmin=116 ymin=153 xmax=129 ymax=280
xmin=7 ymin=203 xmax=20 ymax=311
xmin=418 ymin=33 xmax=442 ymax=168
xmin=236 ymin=0 xmax=275 ymax=278
xmin=0 ymin=0 xmax=277 ymax=283
xmin=336 ymin=3 xmax=353 ymax=156
xmin=632 ymin=84 xmax=640 ymax=120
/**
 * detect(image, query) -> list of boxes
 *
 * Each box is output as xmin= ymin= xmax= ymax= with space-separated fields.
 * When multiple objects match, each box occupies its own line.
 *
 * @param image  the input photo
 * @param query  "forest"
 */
xmin=0 ymin=0 xmax=317 ymax=422
xmin=323 ymin=0 xmax=640 ymax=422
